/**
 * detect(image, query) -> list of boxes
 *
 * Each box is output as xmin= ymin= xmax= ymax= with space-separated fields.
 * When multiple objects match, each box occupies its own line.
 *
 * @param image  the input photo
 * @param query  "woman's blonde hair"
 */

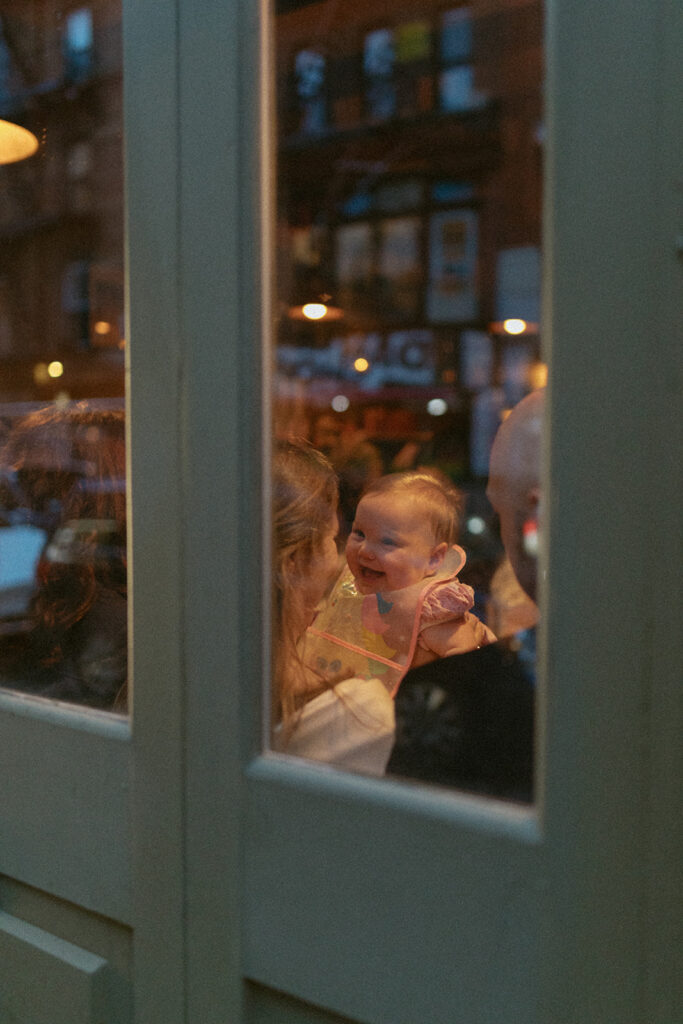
xmin=272 ymin=439 xmax=338 ymax=726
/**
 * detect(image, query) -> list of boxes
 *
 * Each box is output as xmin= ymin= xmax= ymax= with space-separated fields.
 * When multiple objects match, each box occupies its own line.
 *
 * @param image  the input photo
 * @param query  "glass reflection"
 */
xmin=271 ymin=0 xmax=543 ymax=800
xmin=0 ymin=1 xmax=125 ymax=711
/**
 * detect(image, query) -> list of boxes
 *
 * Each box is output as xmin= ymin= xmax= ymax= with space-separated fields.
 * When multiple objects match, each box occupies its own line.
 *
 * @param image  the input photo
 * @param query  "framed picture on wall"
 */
xmin=293 ymin=48 xmax=327 ymax=133
xmin=427 ymin=209 xmax=478 ymax=322
xmin=377 ymin=216 xmax=422 ymax=320
xmin=394 ymin=19 xmax=432 ymax=116
xmin=335 ymin=222 xmax=374 ymax=310
xmin=460 ymin=328 xmax=493 ymax=390
xmin=364 ymin=27 xmax=396 ymax=121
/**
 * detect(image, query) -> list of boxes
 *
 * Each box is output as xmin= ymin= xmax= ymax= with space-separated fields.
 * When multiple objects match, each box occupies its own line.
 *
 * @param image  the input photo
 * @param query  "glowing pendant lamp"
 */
xmin=0 ymin=119 xmax=39 ymax=164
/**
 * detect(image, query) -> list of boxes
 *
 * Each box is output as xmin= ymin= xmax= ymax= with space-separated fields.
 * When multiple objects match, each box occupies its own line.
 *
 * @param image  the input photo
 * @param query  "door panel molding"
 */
xmin=0 ymin=695 xmax=131 ymax=924
xmin=0 ymin=910 xmax=128 ymax=1024
xmin=244 ymin=760 xmax=540 ymax=1024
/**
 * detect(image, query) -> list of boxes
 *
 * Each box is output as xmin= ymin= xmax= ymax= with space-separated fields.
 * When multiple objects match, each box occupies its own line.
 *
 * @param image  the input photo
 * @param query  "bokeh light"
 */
xmin=503 ymin=318 xmax=527 ymax=335
xmin=302 ymin=302 xmax=327 ymax=320
xmin=427 ymin=398 xmax=448 ymax=416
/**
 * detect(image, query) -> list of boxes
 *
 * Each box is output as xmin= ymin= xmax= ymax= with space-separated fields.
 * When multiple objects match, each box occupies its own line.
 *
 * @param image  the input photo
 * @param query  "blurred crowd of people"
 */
xmin=0 ymin=403 xmax=127 ymax=710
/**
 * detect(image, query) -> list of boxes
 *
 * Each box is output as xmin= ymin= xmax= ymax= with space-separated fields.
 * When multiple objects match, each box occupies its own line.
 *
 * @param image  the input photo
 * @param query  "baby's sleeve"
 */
xmin=420 ymin=579 xmax=474 ymax=627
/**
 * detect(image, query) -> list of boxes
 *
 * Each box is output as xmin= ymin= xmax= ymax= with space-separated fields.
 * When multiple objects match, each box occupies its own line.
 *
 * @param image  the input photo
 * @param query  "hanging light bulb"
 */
xmin=0 ymin=119 xmax=39 ymax=165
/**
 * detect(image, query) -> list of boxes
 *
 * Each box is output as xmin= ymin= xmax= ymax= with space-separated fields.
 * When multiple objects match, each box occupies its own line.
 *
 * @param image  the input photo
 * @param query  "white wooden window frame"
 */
xmin=0 ymin=0 xmax=679 ymax=1022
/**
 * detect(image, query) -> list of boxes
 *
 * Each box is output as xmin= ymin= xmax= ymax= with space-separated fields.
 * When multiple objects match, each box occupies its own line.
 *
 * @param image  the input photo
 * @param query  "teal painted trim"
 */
xmin=244 ymin=762 xmax=540 ymax=1024
xmin=124 ymin=0 xmax=187 ymax=1012
xmin=0 ymin=707 xmax=131 ymax=924
xmin=0 ymin=689 xmax=129 ymax=739
xmin=247 ymin=755 xmax=541 ymax=844
xmin=0 ymin=910 xmax=115 ymax=1024
xmin=177 ymin=0 xmax=268 ymax=1017
xmin=540 ymin=0 xmax=682 ymax=1020
xmin=246 ymin=982 xmax=360 ymax=1024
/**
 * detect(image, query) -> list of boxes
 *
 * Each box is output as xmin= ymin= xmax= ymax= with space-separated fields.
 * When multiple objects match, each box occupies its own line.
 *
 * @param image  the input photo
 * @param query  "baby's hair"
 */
xmin=361 ymin=470 xmax=462 ymax=546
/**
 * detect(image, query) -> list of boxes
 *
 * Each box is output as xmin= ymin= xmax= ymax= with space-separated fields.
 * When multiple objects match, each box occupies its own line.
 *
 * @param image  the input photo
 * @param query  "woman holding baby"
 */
xmin=271 ymin=440 xmax=491 ymax=775
xmin=271 ymin=440 xmax=395 ymax=774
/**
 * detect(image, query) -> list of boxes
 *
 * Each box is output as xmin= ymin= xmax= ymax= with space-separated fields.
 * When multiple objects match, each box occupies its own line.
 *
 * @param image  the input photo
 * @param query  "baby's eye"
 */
xmin=352 ymin=528 xmax=364 ymax=540
xmin=382 ymin=536 xmax=397 ymax=547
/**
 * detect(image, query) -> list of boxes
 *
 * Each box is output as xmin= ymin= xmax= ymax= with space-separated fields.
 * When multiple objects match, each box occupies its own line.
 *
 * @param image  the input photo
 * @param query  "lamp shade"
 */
xmin=0 ymin=119 xmax=39 ymax=165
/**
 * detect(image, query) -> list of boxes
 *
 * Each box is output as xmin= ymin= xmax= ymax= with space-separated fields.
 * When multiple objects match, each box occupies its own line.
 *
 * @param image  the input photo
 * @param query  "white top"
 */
xmin=274 ymin=677 xmax=395 ymax=777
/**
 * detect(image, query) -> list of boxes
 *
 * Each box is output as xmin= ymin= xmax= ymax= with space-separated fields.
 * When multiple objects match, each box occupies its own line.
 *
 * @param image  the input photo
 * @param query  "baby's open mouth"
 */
xmin=359 ymin=566 xmax=384 ymax=581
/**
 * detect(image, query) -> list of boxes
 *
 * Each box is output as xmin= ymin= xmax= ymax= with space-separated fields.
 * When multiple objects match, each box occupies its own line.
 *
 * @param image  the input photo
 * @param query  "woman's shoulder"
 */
xmin=297 ymin=676 xmax=394 ymax=734
xmin=277 ymin=677 xmax=395 ymax=775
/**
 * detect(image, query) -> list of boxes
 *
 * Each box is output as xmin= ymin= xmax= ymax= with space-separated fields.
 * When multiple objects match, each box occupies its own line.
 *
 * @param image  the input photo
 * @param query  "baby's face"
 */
xmin=346 ymin=492 xmax=447 ymax=594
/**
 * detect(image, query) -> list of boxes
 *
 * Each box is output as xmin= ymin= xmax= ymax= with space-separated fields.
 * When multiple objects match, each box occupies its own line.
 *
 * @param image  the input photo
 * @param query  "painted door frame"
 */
xmin=0 ymin=0 xmax=680 ymax=1021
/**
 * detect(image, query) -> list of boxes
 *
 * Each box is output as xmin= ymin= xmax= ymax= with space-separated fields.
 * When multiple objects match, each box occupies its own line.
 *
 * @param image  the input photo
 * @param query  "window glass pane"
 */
xmin=271 ymin=0 xmax=543 ymax=802
xmin=0 ymin=0 xmax=126 ymax=713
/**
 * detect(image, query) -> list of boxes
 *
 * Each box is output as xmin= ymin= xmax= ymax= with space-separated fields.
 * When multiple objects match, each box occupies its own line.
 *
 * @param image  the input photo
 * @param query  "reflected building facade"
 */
xmin=0 ymin=1 xmax=123 ymax=405
xmin=275 ymin=0 xmax=544 ymax=488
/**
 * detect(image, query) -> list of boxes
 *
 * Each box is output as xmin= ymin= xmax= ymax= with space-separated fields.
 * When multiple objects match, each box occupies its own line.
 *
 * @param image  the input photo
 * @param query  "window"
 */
xmin=0 ymin=0 xmax=126 ymax=714
xmin=270 ymin=0 xmax=544 ymax=803
xmin=64 ymin=8 xmax=94 ymax=81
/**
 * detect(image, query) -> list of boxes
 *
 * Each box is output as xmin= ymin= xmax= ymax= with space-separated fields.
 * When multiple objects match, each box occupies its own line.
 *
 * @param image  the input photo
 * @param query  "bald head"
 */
xmin=487 ymin=389 xmax=544 ymax=601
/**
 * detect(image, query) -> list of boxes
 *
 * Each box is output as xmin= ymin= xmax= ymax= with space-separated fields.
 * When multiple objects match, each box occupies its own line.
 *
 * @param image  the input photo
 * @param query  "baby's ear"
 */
xmin=429 ymin=541 xmax=449 ymax=571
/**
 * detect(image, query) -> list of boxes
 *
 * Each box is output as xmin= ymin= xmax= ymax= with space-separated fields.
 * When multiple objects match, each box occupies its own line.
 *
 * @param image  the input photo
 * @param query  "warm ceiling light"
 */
xmin=303 ymin=303 xmax=328 ymax=320
xmin=503 ymin=318 xmax=527 ymax=335
xmin=94 ymin=320 xmax=111 ymax=335
xmin=289 ymin=302 xmax=343 ymax=322
xmin=47 ymin=361 xmax=64 ymax=378
xmin=0 ymin=120 xmax=39 ymax=165
xmin=353 ymin=357 xmax=369 ymax=372
xmin=489 ymin=319 xmax=539 ymax=336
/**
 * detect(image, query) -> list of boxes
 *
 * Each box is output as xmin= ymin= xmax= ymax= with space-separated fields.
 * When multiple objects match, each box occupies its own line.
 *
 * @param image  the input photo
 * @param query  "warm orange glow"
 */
xmin=47 ymin=361 xmax=64 ymax=378
xmin=354 ymin=357 xmax=370 ymax=372
xmin=0 ymin=119 xmax=38 ymax=164
xmin=33 ymin=363 xmax=49 ymax=385
xmin=529 ymin=360 xmax=548 ymax=389
xmin=503 ymin=318 xmax=527 ymax=335
xmin=94 ymin=320 xmax=111 ymax=335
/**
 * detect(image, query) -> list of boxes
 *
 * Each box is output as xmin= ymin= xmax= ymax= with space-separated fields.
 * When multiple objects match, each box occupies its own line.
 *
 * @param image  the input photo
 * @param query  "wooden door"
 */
xmin=0 ymin=0 xmax=679 ymax=1022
